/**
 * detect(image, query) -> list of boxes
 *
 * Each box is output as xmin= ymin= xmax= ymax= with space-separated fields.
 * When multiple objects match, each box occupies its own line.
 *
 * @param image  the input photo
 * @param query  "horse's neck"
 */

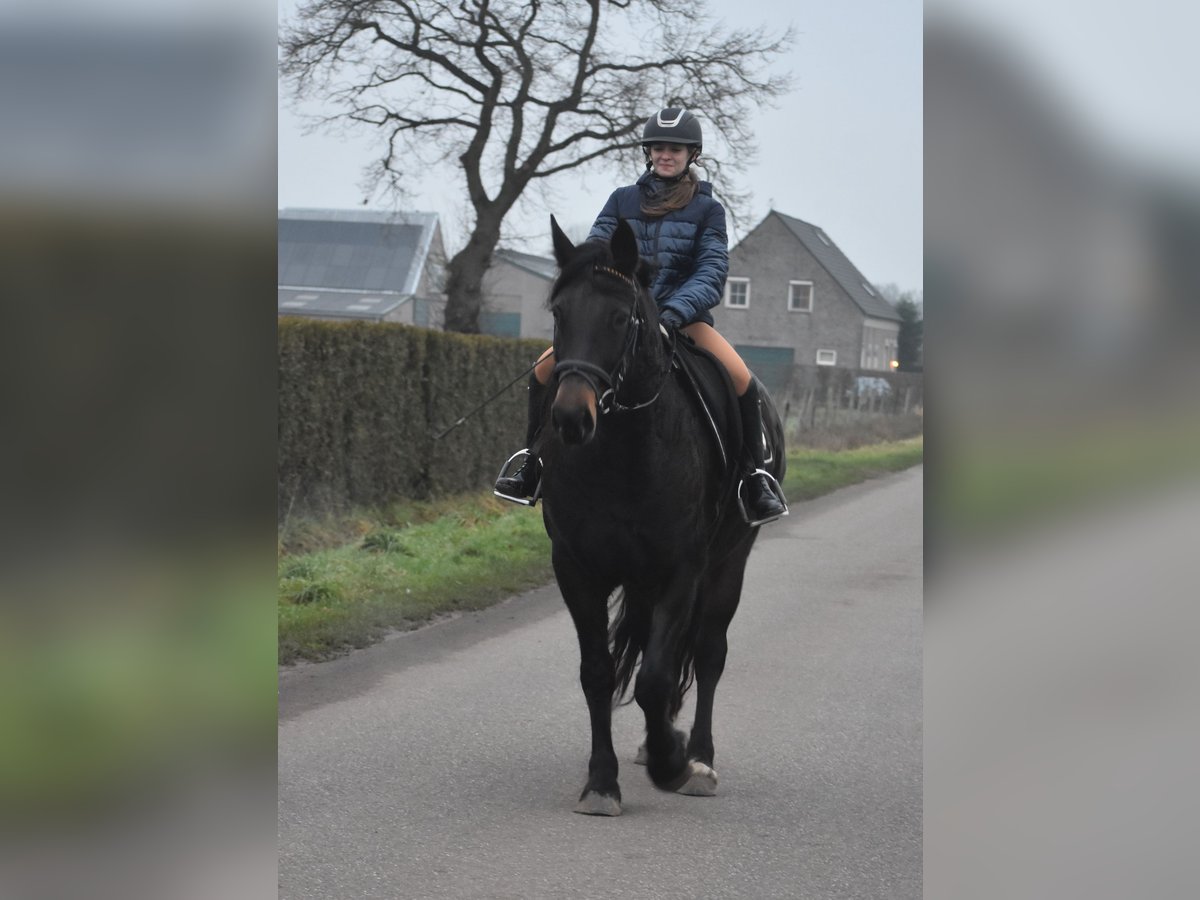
xmin=621 ymin=343 xmax=668 ymax=407
xmin=633 ymin=320 xmax=669 ymax=379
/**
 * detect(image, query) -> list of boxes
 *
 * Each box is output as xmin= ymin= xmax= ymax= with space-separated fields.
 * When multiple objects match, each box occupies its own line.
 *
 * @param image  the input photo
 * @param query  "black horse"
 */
xmin=538 ymin=216 xmax=786 ymax=815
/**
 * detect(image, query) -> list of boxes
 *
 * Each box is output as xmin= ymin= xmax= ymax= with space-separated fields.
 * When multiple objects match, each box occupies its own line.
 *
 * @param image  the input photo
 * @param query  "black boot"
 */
xmin=494 ymin=375 xmax=547 ymax=505
xmin=737 ymin=380 xmax=787 ymax=525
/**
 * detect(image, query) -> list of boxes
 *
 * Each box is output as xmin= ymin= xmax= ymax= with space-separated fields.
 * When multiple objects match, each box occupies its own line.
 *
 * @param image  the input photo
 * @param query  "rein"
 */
xmin=552 ymin=264 xmax=669 ymax=415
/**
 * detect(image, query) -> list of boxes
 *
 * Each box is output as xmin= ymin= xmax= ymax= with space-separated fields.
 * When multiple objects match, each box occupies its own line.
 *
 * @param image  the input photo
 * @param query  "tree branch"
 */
xmin=280 ymin=0 xmax=795 ymax=331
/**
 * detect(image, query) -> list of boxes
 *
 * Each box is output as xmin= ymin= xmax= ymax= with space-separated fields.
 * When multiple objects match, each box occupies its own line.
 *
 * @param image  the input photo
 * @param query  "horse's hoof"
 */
xmin=675 ymin=760 xmax=718 ymax=797
xmin=573 ymin=792 xmax=622 ymax=816
xmin=633 ymin=743 xmax=647 ymax=765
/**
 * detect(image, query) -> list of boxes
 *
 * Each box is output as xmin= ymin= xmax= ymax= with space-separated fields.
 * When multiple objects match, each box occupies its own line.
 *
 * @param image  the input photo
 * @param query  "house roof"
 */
xmin=769 ymin=211 xmax=900 ymax=322
xmin=494 ymin=248 xmax=557 ymax=280
xmin=278 ymin=208 xmax=439 ymax=294
xmin=277 ymin=286 xmax=410 ymax=321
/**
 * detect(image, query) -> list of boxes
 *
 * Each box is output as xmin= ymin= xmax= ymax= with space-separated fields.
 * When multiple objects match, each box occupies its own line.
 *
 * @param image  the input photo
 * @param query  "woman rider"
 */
xmin=495 ymin=108 xmax=787 ymax=525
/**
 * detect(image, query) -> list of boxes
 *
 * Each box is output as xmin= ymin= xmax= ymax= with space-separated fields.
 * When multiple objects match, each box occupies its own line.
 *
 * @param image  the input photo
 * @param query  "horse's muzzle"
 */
xmin=552 ymin=377 xmax=597 ymax=445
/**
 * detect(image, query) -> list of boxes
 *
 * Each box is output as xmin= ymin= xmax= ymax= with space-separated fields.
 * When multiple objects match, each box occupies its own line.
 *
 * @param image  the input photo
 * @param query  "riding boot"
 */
xmin=737 ymin=380 xmax=787 ymax=525
xmin=494 ymin=375 xmax=547 ymax=505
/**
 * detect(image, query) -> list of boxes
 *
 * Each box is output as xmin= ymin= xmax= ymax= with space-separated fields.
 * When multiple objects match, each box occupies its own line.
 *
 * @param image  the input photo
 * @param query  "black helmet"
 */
xmin=641 ymin=108 xmax=702 ymax=151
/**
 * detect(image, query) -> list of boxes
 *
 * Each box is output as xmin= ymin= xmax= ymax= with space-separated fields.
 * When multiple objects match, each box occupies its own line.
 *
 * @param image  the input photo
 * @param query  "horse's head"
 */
xmin=547 ymin=216 xmax=658 ymax=446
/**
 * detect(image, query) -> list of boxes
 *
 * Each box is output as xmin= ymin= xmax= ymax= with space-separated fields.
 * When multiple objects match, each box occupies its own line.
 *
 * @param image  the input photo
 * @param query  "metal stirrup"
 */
xmin=493 ymin=449 xmax=542 ymax=507
xmin=737 ymin=468 xmax=789 ymax=527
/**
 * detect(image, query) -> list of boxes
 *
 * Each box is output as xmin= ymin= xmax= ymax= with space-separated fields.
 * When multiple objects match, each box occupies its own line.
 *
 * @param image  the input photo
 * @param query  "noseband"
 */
xmin=552 ymin=264 xmax=663 ymax=414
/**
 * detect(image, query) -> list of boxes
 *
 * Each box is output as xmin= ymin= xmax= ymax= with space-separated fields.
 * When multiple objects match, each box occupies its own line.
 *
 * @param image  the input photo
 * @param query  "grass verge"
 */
xmin=781 ymin=436 xmax=923 ymax=501
xmin=279 ymin=436 xmax=923 ymax=664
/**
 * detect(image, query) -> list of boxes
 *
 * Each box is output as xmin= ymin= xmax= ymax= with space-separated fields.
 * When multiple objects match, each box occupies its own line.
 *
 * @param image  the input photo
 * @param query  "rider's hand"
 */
xmin=660 ymin=308 xmax=683 ymax=329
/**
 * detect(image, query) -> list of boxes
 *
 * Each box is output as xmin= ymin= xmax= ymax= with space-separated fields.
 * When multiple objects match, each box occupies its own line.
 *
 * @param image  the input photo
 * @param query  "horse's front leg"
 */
xmin=554 ymin=552 xmax=621 ymax=816
xmin=632 ymin=576 xmax=715 ymax=795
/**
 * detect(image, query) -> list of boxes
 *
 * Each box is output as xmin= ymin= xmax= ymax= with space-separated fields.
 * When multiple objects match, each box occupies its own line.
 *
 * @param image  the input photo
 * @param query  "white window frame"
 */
xmin=788 ymin=281 xmax=813 ymax=313
xmin=816 ymin=349 xmax=837 ymax=366
xmin=724 ymin=277 xmax=750 ymax=309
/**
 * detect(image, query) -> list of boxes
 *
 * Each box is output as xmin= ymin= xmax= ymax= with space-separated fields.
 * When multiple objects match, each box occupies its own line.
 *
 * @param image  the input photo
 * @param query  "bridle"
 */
xmin=551 ymin=264 xmax=666 ymax=415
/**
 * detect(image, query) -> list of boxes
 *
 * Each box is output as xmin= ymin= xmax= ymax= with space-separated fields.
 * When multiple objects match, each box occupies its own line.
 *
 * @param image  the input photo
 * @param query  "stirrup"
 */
xmin=493 ymin=449 xmax=542 ymax=507
xmin=737 ymin=468 xmax=789 ymax=527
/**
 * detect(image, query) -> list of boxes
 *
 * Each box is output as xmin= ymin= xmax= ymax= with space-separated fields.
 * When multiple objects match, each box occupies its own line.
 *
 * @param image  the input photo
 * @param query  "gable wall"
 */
xmin=482 ymin=261 xmax=554 ymax=340
xmin=712 ymin=214 xmax=868 ymax=369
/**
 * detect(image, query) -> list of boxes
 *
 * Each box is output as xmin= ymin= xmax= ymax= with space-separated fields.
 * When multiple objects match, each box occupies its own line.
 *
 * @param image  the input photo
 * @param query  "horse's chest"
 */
xmin=562 ymin=518 xmax=682 ymax=578
xmin=544 ymin=484 xmax=709 ymax=578
xmin=541 ymin=405 xmax=721 ymax=577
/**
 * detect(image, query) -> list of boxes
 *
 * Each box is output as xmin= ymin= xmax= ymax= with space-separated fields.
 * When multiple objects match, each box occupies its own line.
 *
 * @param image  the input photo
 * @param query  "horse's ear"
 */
xmin=550 ymin=215 xmax=575 ymax=267
xmin=611 ymin=218 xmax=638 ymax=277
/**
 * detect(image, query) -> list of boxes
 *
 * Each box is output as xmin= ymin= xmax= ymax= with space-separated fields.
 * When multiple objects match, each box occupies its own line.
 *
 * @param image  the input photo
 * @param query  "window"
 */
xmin=725 ymin=277 xmax=750 ymax=308
xmin=788 ymin=281 xmax=813 ymax=312
xmin=816 ymin=349 xmax=837 ymax=366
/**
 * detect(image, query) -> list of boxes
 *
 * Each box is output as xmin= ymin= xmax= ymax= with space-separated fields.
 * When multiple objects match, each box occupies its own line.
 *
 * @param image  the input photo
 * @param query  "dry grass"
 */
xmin=786 ymin=410 xmax=924 ymax=451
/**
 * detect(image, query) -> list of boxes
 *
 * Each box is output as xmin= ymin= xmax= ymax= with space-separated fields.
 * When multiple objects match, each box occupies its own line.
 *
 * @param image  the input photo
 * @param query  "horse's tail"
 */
xmin=608 ymin=588 xmax=644 ymax=707
xmin=609 ymin=588 xmax=701 ymax=718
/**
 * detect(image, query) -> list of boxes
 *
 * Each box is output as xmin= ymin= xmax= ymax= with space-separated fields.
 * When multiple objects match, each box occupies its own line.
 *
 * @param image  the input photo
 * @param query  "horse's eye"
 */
xmin=612 ymin=310 xmax=630 ymax=328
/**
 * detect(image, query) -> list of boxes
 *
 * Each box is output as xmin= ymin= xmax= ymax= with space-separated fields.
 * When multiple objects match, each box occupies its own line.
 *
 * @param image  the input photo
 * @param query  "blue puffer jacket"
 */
xmin=586 ymin=171 xmax=729 ymax=327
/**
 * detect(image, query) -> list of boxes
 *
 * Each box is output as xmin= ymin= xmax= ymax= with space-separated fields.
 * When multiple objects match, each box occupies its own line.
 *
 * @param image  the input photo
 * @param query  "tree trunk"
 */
xmin=442 ymin=214 xmax=503 ymax=334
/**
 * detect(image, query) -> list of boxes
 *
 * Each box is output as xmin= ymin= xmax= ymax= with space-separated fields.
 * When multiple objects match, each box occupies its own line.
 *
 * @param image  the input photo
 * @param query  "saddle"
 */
xmin=670 ymin=334 xmax=786 ymax=523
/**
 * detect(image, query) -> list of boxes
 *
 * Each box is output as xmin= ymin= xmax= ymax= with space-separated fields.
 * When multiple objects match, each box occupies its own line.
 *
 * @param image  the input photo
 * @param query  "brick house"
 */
xmin=711 ymin=211 xmax=901 ymax=394
xmin=278 ymin=208 xmax=447 ymax=327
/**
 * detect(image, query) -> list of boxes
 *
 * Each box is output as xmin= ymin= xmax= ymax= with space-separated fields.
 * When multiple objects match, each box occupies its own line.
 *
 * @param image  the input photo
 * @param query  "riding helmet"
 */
xmin=640 ymin=108 xmax=703 ymax=151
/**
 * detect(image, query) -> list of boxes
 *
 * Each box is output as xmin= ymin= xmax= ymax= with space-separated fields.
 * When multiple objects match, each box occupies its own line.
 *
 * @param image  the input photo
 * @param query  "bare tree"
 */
xmin=281 ymin=0 xmax=792 ymax=332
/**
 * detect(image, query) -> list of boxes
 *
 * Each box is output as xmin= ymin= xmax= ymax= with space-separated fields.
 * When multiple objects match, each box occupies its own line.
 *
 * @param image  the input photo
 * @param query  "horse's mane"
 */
xmin=548 ymin=238 xmax=657 ymax=310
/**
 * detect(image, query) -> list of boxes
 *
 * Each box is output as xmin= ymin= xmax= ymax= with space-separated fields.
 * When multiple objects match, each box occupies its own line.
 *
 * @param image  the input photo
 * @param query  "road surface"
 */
xmin=279 ymin=466 xmax=922 ymax=899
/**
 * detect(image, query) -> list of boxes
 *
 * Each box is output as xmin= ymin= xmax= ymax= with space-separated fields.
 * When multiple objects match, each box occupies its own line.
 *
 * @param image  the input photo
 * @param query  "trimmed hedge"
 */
xmin=278 ymin=319 xmax=547 ymax=517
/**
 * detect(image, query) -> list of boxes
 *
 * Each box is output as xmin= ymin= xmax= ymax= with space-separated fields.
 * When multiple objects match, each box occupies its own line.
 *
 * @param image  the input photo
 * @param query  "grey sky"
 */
xmin=278 ymin=0 xmax=923 ymax=293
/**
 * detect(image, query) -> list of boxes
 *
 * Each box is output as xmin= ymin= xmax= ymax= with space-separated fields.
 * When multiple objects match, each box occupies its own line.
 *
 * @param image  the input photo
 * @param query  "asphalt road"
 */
xmin=279 ymin=466 xmax=922 ymax=900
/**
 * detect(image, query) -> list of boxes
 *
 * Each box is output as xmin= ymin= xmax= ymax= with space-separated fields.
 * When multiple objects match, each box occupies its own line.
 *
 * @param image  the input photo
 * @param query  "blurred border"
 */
xmin=926 ymin=3 xmax=1200 ymax=898
xmin=0 ymin=3 xmax=279 ymax=898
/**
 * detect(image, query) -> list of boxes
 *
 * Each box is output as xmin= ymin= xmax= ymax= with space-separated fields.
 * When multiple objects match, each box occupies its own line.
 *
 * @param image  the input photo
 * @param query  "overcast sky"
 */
xmin=278 ymin=0 xmax=923 ymax=293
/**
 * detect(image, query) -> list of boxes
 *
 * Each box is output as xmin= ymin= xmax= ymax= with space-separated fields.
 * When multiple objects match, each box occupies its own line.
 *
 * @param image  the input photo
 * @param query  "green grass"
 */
xmin=279 ymin=496 xmax=555 ymax=664
xmin=279 ymin=437 xmax=923 ymax=664
xmin=781 ymin=437 xmax=924 ymax=501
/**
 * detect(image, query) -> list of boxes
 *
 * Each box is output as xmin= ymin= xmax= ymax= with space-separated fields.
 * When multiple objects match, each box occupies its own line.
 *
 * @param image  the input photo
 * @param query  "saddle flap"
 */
xmin=670 ymin=334 xmax=743 ymax=476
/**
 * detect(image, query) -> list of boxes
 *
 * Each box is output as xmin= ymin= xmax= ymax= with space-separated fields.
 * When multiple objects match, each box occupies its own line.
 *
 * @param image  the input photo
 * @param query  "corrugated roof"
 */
xmin=278 ymin=208 xmax=439 ymax=295
xmin=494 ymin=248 xmax=556 ymax=280
xmin=770 ymin=212 xmax=900 ymax=322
